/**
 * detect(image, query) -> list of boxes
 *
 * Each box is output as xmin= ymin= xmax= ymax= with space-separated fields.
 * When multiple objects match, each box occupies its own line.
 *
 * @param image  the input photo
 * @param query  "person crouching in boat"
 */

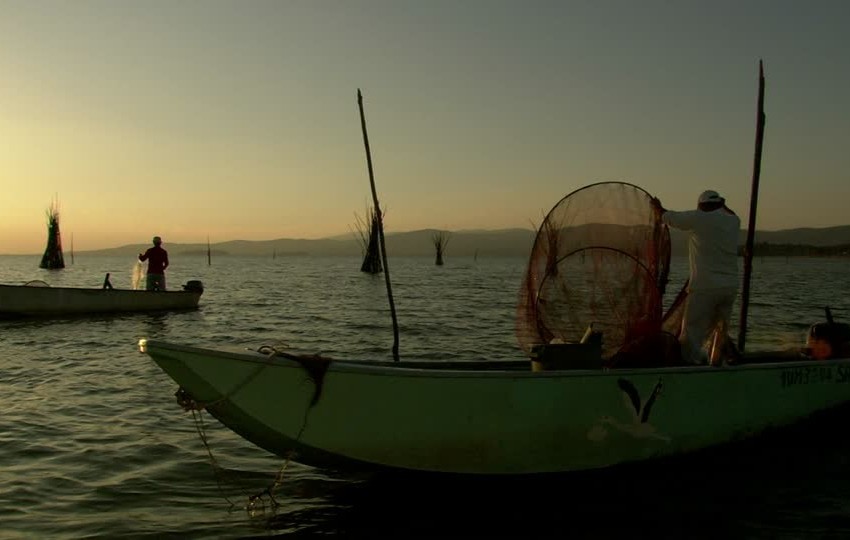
xmin=652 ymin=191 xmax=740 ymax=366
xmin=138 ymin=236 xmax=169 ymax=291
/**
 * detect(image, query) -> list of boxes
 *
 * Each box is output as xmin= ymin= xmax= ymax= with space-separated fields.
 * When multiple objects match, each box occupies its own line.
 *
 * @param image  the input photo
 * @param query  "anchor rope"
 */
xmin=189 ymin=407 xmax=246 ymax=510
xmin=252 ymin=404 xmax=313 ymax=512
xmin=175 ymin=342 xmax=320 ymax=515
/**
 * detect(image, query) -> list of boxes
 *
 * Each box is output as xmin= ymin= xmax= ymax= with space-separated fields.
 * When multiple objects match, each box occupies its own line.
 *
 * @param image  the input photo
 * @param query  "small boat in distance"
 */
xmin=0 ymin=279 xmax=204 ymax=318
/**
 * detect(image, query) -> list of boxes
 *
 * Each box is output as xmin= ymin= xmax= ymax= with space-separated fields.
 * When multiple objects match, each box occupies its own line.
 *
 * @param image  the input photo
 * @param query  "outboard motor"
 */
xmin=806 ymin=307 xmax=850 ymax=359
xmin=182 ymin=280 xmax=204 ymax=293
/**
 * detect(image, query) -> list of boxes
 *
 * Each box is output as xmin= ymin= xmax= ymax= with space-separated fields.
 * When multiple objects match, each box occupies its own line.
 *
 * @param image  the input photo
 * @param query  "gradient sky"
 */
xmin=1 ymin=0 xmax=848 ymax=254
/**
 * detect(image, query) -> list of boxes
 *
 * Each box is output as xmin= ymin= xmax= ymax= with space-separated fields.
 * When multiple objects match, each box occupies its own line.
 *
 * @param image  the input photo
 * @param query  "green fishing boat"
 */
xmin=139 ymin=338 xmax=850 ymax=474
xmin=141 ymin=61 xmax=850 ymax=476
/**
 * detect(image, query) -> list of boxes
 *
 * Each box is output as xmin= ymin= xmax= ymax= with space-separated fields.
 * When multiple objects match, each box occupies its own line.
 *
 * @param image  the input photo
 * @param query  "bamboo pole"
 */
xmin=357 ymin=89 xmax=400 ymax=361
xmin=737 ymin=60 xmax=766 ymax=352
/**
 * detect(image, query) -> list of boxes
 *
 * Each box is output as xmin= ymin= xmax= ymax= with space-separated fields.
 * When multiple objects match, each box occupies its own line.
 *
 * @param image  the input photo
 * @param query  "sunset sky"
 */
xmin=1 ymin=0 xmax=848 ymax=254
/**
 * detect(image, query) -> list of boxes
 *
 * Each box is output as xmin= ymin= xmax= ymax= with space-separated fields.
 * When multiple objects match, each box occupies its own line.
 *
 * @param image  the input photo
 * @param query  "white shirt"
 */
xmin=662 ymin=208 xmax=740 ymax=291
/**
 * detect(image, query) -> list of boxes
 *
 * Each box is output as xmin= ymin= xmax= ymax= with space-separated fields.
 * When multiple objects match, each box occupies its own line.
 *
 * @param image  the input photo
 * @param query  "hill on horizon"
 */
xmin=32 ymin=224 xmax=850 ymax=259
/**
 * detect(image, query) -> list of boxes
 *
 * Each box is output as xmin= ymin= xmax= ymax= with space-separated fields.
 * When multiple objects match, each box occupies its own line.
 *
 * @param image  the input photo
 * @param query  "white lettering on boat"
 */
xmin=780 ymin=365 xmax=837 ymax=388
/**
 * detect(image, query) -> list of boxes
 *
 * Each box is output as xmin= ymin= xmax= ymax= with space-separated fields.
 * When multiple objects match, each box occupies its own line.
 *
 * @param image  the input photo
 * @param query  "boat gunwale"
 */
xmin=0 ymin=283 xmax=201 ymax=296
xmin=142 ymin=339 xmax=848 ymax=379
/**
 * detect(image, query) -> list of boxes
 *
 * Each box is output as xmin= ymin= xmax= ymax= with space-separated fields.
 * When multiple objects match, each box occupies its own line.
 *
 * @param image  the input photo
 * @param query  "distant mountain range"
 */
xmin=70 ymin=225 xmax=850 ymax=258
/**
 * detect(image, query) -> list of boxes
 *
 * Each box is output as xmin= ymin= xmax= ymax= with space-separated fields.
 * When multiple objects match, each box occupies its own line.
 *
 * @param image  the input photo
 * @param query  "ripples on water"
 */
xmin=1 ymin=254 xmax=849 ymax=539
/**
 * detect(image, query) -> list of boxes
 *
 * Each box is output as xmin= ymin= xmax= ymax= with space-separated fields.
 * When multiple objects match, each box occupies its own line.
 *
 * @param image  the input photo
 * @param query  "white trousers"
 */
xmin=680 ymin=288 xmax=737 ymax=365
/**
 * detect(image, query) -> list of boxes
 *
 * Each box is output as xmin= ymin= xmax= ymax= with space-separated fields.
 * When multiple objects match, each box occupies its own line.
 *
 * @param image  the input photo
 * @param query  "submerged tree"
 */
xmin=39 ymin=199 xmax=65 ymax=269
xmin=354 ymin=206 xmax=382 ymax=274
xmin=432 ymin=230 xmax=451 ymax=266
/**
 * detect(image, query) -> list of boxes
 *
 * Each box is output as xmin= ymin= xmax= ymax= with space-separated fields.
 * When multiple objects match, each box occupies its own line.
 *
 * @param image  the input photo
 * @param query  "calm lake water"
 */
xmin=1 ymin=253 xmax=850 ymax=539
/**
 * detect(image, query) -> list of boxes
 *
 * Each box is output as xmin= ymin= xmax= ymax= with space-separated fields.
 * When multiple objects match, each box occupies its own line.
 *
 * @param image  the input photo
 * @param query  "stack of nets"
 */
xmin=517 ymin=181 xmax=685 ymax=367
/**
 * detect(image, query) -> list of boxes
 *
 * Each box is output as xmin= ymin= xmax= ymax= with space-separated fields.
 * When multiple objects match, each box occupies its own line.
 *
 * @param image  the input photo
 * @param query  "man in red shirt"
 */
xmin=138 ymin=236 xmax=169 ymax=291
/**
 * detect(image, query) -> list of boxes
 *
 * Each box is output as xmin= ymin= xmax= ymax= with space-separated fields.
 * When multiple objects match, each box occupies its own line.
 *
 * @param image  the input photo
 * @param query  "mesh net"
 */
xmin=517 ymin=182 xmax=676 ymax=364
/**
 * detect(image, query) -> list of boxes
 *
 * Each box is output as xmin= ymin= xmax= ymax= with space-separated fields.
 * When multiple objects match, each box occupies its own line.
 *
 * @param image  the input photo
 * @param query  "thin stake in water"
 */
xmin=357 ymin=89 xmax=400 ymax=361
xmin=738 ymin=59 xmax=767 ymax=352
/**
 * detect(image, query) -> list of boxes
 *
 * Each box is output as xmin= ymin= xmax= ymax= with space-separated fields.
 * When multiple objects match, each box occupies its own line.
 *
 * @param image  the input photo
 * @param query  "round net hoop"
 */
xmin=517 ymin=181 xmax=672 ymax=363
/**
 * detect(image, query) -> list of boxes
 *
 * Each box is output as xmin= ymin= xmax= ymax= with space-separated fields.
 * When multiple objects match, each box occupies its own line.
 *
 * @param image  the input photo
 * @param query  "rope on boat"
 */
xmin=256 ymin=345 xmax=333 ymax=406
xmin=172 ymin=342 xmax=323 ymax=517
xmin=173 ymin=342 xmax=330 ymax=413
xmin=176 ymin=345 xmax=285 ymax=413
xmin=176 ymin=397 xmax=297 ymax=515
xmin=187 ymin=405 xmax=246 ymax=511
xmin=247 ymin=450 xmax=297 ymax=515
xmin=243 ymin=380 xmax=316 ymax=513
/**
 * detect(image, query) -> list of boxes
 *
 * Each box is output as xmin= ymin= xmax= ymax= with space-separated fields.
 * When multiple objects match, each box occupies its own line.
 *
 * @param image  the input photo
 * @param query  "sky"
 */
xmin=1 ymin=0 xmax=848 ymax=254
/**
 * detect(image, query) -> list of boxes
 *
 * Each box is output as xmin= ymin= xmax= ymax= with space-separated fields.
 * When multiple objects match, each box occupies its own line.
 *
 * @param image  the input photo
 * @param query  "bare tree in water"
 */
xmin=39 ymin=199 xmax=65 ymax=269
xmin=432 ymin=230 xmax=451 ymax=266
xmin=354 ymin=206 xmax=382 ymax=274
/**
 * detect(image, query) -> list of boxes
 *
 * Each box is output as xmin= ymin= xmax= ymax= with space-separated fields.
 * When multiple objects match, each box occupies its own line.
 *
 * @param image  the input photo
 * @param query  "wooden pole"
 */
xmin=207 ymin=235 xmax=211 ymax=266
xmin=737 ymin=60 xmax=766 ymax=352
xmin=357 ymin=89 xmax=400 ymax=361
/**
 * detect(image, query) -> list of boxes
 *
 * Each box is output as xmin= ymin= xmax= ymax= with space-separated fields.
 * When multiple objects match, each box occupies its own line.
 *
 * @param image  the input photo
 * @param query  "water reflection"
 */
xmin=141 ymin=312 xmax=170 ymax=338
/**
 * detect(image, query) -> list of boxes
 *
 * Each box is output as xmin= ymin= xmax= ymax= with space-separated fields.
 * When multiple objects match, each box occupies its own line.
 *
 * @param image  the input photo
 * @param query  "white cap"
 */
xmin=698 ymin=190 xmax=724 ymax=205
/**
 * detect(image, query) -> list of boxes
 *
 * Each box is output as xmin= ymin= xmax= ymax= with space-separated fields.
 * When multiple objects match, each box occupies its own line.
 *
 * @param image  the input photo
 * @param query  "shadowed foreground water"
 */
xmin=263 ymin=412 xmax=850 ymax=539
xmin=1 ymin=254 xmax=849 ymax=539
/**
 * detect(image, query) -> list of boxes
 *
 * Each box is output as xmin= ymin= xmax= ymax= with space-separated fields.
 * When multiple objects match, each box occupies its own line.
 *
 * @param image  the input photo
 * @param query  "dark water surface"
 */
xmin=1 ymin=254 xmax=849 ymax=539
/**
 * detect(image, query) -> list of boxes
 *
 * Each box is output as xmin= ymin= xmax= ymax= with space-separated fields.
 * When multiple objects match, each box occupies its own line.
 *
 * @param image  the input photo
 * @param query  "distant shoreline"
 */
xmin=5 ymin=226 xmax=850 ymax=257
xmin=744 ymin=243 xmax=850 ymax=257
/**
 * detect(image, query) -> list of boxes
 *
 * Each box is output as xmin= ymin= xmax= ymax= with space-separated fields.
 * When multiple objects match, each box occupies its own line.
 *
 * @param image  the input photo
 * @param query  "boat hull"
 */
xmin=141 ymin=340 xmax=850 ymax=475
xmin=0 ymin=284 xmax=202 ymax=317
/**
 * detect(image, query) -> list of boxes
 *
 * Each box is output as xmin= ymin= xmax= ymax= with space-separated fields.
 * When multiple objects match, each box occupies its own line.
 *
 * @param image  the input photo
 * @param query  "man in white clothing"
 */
xmin=652 ymin=190 xmax=741 ymax=365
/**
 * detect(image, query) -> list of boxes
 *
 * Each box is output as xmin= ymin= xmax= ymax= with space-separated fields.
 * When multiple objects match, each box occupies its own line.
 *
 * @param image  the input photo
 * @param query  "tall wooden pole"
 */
xmin=357 ymin=89 xmax=400 ymax=361
xmin=737 ymin=60 xmax=766 ymax=352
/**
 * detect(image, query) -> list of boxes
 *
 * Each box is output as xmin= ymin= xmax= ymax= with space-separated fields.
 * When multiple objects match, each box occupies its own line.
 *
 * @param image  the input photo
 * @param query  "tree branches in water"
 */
xmin=40 ymin=199 xmax=65 ymax=270
xmin=432 ymin=230 xmax=451 ymax=266
xmin=354 ymin=206 xmax=382 ymax=274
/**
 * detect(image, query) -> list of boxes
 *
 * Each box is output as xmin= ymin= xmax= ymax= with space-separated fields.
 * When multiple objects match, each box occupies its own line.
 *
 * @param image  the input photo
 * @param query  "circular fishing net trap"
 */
xmin=517 ymin=182 xmax=676 ymax=364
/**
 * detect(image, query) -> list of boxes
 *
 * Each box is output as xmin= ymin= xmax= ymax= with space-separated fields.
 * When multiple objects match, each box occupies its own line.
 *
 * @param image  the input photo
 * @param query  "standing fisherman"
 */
xmin=138 ymin=236 xmax=169 ymax=291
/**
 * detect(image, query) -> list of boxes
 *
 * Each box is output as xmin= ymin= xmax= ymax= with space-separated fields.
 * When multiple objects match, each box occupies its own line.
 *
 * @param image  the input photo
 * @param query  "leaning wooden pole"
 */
xmin=357 ymin=89 xmax=400 ymax=361
xmin=737 ymin=60 xmax=766 ymax=352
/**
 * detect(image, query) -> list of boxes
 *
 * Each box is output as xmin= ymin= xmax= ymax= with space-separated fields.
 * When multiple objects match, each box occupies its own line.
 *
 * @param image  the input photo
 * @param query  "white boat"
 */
xmin=0 ymin=280 xmax=204 ymax=318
